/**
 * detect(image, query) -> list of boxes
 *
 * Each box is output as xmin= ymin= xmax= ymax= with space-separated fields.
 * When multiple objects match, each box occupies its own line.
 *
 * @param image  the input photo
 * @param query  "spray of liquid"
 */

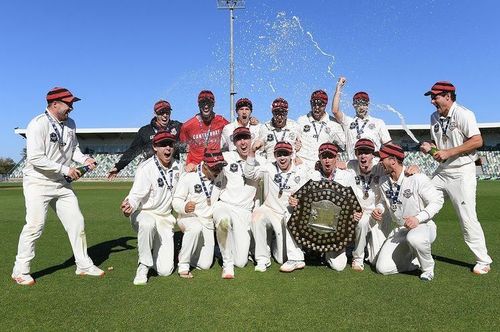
xmin=376 ymin=104 xmax=420 ymax=143
xmin=292 ymin=16 xmax=336 ymax=80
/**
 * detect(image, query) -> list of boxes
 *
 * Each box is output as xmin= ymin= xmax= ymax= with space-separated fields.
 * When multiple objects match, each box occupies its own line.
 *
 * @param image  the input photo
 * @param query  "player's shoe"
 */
xmin=472 ymin=263 xmax=491 ymax=275
xmin=76 ymin=265 xmax=105 ymax=277
xmin=221 ymin=265 xmax=235 ymax=279
xmin=11 ymin=272 xmax=35 ymax=286
xmin=254 ymin=261 xmax=271 ymax=272
xmin=351 ymin=260 xmax=365 ymax=272
xmin=280 ymin=260 xmax=306 ymax=273
xmin=133 ymin=264 xmax=149 ymax=285
xmin=419 ymin=271 xmax=434 ymax=281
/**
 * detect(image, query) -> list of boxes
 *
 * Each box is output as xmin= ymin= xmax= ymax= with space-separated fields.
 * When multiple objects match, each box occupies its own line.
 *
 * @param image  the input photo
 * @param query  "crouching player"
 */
xmin=120 ymin=131 xmax=182 ymax=285
xmin=374 ymin=143 xmax=443 ymax=281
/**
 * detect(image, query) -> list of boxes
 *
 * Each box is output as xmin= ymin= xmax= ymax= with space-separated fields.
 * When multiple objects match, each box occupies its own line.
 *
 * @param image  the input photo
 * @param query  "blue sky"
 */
xmin=1 ymin=0 xmax=499 ymax=162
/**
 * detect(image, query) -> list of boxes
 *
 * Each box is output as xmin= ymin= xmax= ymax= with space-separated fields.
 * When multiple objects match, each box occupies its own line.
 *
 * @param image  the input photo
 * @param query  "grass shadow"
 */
xmin=433 ymin=255 xmax=474 ymax=270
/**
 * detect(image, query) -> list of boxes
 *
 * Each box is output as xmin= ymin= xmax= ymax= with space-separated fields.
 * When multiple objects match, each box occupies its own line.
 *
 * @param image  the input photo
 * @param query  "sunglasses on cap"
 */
xmin=311 ymin=99 xmax=326 ymax=107
xmin=353 ymin=100 xmax=369 ymax=107
xmin=274 ymin=151 xmax=291 ymax=157
xmin=199 ymin=100 xmax=214 ymax=108
xmin=155 ymin=140 xmax=174 ymax=148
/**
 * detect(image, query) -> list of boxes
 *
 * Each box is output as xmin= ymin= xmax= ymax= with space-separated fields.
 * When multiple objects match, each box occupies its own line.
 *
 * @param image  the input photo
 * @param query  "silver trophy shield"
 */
xmin=288 ymin=179 xmax=362 ymax=253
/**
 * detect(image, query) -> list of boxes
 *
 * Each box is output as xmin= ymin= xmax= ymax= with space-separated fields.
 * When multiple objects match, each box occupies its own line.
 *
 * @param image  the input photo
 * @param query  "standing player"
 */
xmin=256 ymin=98 xmax=302 ymax=161
xmin=12 ymin=87 xmax=104 ymax=285
xmin=108 ymin=99 xmax=182 ymax=179
xmin=331 ymin=77 xmax=392 ymax=160
xmin=172 ymin=150 xmax=226 ymax=278
xmin=296 ymin=90 xmax=345 ymax=168
xmin=120 ymin=131 xmax=182 ymax=285
xmin=374 ymin=143 xmax=443 ymax=281
xmin=244 ymin=141 xmax=309 ymax=273
xmin=213 ymin=127 xmax=262 ymax=279
xmin=220 ymin=98 xmax=262 ymax=151
xmin=420 ymin=81 xmax=492 ymax=274
xmin=180 ymin=90 xmax=229 ymax=171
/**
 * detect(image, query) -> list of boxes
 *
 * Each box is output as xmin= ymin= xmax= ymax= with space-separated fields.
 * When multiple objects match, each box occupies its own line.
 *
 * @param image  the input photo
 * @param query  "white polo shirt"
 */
xmin=346 ymin=160 xmax=385 ymax=213
xmin=220 ymin=120 xmax=261 ymax=151
xmin=257 ymin=119 xmax=302 ymax=161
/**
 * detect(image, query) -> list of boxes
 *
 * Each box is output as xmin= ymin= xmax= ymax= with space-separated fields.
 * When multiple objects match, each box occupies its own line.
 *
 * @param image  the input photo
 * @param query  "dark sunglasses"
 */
xmin=155 ymin=140 xmax=174 ymax=147
xmin=430 ymin=92 xmax=448 ymax=100
xmin=275 ymin=151 xmax=291 ymax=157
xmin=156 ymin=109 xmax=171 ymax=116
xmin=199 ymin=100 xmax=214 ymax=108
xmin=356 ymin=149 xmax=373 ymax=156
xmin=320 ymin=152 xmax=337 ymax=159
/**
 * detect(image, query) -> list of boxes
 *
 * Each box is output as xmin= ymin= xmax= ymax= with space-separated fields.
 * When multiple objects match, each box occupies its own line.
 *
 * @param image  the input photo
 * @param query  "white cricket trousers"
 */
xmin=352 ymin=213 xmax=390 ymax=264
xmin=252 ymin=205 xmax=303 ymax=265
xmin=376 ymin=221 xmax=437 ymax=275
xmin=177 ymin=217 xmax=214 ymax=273
xmin=13 ymin=176 xmax=94 ymax=274
xmin=131 ymin=210 xmax=175 ymax=276
xmin=432 ymin=163 xmax=492 ymax=265
xmin=212 ymin=201 xmax=251 ymax=268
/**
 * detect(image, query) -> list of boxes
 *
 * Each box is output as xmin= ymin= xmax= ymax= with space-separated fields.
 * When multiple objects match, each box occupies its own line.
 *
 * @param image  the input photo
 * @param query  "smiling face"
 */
xmin=319 ymin=152 xmax=337 ymax=175
xmin=353 ymin=99 xmax=369 ymax=118
xmin=430 ymin=92 xmax=453 ymax=117
xmin=155 ymin=109 xmax=171 ymax=128
xmin=49 ymin=100 xmax=73 ymax=121
xmin=153 ymin=140 xmax=174 ymax=167
xmin=234 ymin=135 xmax=251 ymax=158
xmin=274 ymin=150 xmax=292 ymax=171
xmin=199 ymin=100 xmax=215 ymax=121
xmin=236 ymin=106 xmax=252 ymax=125
xmin=355 ymin=148 xmax=374 ymax=173
xmin=272 ymin=109 xmax=288 ymax=128
xmin=310 ymin=99 xmax=326 ymax=121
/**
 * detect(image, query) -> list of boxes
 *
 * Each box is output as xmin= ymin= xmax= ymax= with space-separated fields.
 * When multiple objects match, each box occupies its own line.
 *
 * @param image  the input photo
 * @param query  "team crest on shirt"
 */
xmin=170 ymin=128 xmax=177 ymax=136
xmin=267 ymin=134 xmax=274 ymax=142
xmin=303 ymin=125 xmax=311 ymax=132
xmin=194 ymin=184 xmax=202 ymax=193
xmin=157 ymin=178 xmax=164 ymax=187
xmin=274 ymin=174 xmax=282 ymax=184
xmin=294 ymin=176 xmax=301 ymax=183
xmin=403 ymin=189 xmax=412 ymax=198
xmin=325 ymin=127 xmax=331 ymax=134
xmin=368 ymin=123 xmax=375 ymax=130
xmin=349 ymin=122 xmax=356 ymax=129
xmin=289 ymin=133 xmax=296 ymax=140
xmin=449 ymin=122 xmax=457 ymax=131
xmin=50 ymin=132 xmax=58 ymax=143
xmin=230 ymin=163 xmax=238 ymax=172
xmin=433 ymin=123 xmax=440 ymax=133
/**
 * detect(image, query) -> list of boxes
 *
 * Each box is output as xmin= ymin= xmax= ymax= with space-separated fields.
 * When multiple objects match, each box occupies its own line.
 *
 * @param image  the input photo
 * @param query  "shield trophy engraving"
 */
xmin=288 ymin=180 xmax=362 ymax=253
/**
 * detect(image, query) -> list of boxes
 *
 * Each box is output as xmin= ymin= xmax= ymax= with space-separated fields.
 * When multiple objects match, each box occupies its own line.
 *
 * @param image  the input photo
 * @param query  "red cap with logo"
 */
xmin=310 ymin=90 xmax=328 ymax=104
xmin=236 ymin=98 xmax=252 ymax=111
xmin=203 ymin=150 xmax=227 ymax=168
xmin=232 ymin=126 xmax=251 ymax=141
xmin=198 ymin=90 xmax=215 ymax=104
xmin=376 ymin=143 xmax=405 ymax=161
xmin=354 ymin=138 xmax=375 ymax=152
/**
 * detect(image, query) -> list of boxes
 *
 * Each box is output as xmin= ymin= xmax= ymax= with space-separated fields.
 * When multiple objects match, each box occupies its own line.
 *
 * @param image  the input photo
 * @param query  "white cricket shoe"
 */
xmin=473 ymin=263 xmax=491 ymax=275
xmin=11 ymin=272 xmax=35 ymax=286
xmin=280 ymin=260 xmax=306 ymax=273
xmin=420 ymin=271 xmax=434 ymax=281
xmin=221 ymin=265 xmax=235 ymax=279
xmin=76 ymin=265 xmax=105 ymax=277
xmin=133 ymin=264 xmax=149 ymax=285
xmin=351 ymin=260 xmax=365 ymax=272
xmin=254 ymin=261 xmax=271 ymax=272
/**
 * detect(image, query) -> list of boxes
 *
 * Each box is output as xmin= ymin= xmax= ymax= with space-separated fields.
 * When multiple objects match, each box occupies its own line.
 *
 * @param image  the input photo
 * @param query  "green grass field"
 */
xmin=0 ymin=181 xmax=499 ymax=331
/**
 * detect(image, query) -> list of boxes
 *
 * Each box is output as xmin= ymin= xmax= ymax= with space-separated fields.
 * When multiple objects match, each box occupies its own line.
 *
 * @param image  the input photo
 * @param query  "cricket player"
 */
xmin=244 ymin=141 xmax=309 ymax=273
xmin=256 ymin=97 xmax=302 ymax=161
xmin=120 ymin=131 xmax=182 ymax=285
xmin=172 ymin=150 xmax=226 ymax=278
xmin=296 ymin=90 xmax=345 ymax=168
xmin=420 ymin=81 xmax=492 ymax=274
xmin=331 ymin=77 xmax=392 ymax=160
xmin=374 ymin=143 xmax=443 ymax=281
xmin=12 ymin=87 xmax=104 ymax=286
xmin=213 ymin=127 xmax=263 ymax=279
xmin=220 ymin=98 xmax=261 ymax=152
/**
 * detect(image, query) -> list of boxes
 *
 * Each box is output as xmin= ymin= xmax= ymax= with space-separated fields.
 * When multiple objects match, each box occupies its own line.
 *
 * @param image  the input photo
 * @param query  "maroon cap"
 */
xmin=353 ymin=91 xmax=369 ymax=102
xmin=236 ymin=98 xmax=252 ymax=111
xmin=198 ymin=90 xmax=215 ymax=104
xmin=203 ymin=150 xmax=227 ymax=168
xmin=424 ymin=81 xmax=456 ymax=96
xmin=318 ymin=142 xmax=339 ymax=156
xmin=310 ymin=90 xmax=328 ymax=104
xmin=46 ymin=87 xmax=81 ymax=104
xmin=354 ymin=138 xmax=375 ymax=152
xmin=232 ymin=126 xmax=251 ymax=141
xmin=153 ymin=131 xmax=176 ymax=145
xmin=274 ymin=141 xmax=293 ymax=154
xmin=271 ymin=97 xmax=288 ymax=112
xmin=376 ymin=143 xmax=405 ymax=161
xmin=154 ymin=100 xmax=172 ymax=113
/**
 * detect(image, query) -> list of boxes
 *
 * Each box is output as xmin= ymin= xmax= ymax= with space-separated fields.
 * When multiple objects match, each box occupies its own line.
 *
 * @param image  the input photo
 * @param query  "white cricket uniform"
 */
xmin=429 ymin=102 xmax=492 ymax=265
xmin=309 ymin=168 xmax=359 ymax=271
xmin=346 ymin=161 xmax=389 ymax=265
xmin=125 ymin=158 xmax=182 ymax=276
xmin=212 ymin=151 xmax=262 ymax=269
xmin=172 ymin=163 xmax=224 ymax=273
xmin=13 ymin=110 xmax=95 ymax=275
xmin=220 ymin=120 xmax=261 ymax=152
xmin=375 ymin=167 xmax=443 ymax=275
xmin=296 ymin=112 xmax=346 ymax=168
xmin=340 ymin=114 xmax=391 ymax=160
xmin=257 ymin=120 xmax=301 ymax=161
xmin=244 ymin=157 xmax=309 ymax=265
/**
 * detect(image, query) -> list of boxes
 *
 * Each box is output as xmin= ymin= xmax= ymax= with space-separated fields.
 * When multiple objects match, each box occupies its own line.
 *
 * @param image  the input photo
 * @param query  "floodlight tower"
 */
xmin=217 ymin=0 xmax=245 ymax=122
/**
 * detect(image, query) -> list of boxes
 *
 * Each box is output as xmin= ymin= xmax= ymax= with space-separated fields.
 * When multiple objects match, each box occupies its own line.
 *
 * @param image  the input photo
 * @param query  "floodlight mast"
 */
xmin=217 ymin=0 xmax=245 ymax=122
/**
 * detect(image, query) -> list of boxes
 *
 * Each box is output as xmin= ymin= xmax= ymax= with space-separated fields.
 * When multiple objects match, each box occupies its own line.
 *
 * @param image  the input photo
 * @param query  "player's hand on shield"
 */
xmin=107 ymin=167 xmax=119 ymax=180
xmin=403 ymin=216 xmax=419 ymax=229
xmin=404 ymin=165 xmax=420 ymax=176
xmin=371 ymin=208 xmax=383 ymax=222
xmin=353 ymin=211 xmax=363 ymax=222
xmin=67 ymin=167 xmax=82 ymax=181
xmin=121 ymin=199 xmax=133 ymax=217
xmin=288 ymin=195 xmax=299 ymax=208
xmin=185 ymin=201 xmax=196 ymax=213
